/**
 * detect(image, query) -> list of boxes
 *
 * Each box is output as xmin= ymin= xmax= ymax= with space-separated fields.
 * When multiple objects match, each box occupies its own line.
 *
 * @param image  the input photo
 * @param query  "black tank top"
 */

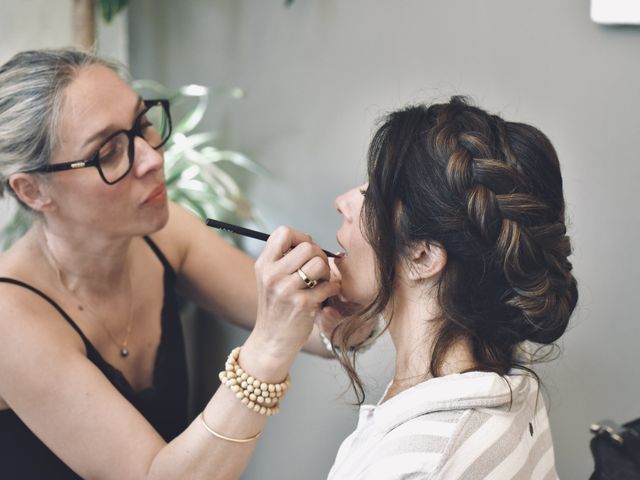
xmin=0 ymin=236 xmax=189 ymax=479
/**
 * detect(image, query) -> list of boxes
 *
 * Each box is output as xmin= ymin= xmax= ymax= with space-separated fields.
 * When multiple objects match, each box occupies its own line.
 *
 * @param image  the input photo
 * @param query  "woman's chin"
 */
xmin=323 ymin=295 xmax=363 ymax=317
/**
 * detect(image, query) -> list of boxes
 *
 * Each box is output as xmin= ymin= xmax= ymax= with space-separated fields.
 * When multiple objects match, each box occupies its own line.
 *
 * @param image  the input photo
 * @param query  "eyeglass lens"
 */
xmin=98 ymin=103 xmax=170 ymax=183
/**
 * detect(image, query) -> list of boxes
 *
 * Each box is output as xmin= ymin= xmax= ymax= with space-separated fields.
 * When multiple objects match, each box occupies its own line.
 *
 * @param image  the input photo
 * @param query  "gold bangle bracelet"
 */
xmin=199 ymin=413 xmax=262 ymax=444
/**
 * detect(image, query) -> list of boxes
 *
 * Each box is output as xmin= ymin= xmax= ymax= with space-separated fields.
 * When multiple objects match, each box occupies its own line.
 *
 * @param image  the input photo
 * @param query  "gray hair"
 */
xmin=0 ymin=48 xmax=124 ymax=200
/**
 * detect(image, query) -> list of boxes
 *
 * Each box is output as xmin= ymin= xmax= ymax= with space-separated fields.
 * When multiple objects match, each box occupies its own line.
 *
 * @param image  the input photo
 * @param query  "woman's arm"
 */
xmin=0 ymin=286 xmax=277 ymax=479
xmin=0 ymin=223 xmax=338 ymax=479
xmin=153 ymin=201 xmax=335 ymax=357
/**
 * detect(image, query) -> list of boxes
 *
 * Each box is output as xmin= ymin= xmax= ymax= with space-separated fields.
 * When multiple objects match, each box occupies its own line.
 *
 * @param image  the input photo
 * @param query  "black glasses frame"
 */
xmin=25 ymin=99 xmax=172 ymax=185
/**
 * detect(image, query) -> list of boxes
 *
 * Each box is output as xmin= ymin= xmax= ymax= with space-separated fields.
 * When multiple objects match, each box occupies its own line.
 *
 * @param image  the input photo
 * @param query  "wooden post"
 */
xmin=72 ymin=0 xmax=96 ymax=49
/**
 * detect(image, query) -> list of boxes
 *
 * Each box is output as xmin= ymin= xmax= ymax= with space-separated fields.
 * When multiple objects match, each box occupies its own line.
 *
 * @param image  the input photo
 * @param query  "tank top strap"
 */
xmin=143 ymin=236 xmax=175 ymax=275
xmin=0 ymin=277 xmax=92 ymax=349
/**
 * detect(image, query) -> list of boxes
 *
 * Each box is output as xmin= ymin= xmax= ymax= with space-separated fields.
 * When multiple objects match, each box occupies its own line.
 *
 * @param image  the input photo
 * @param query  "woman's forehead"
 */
xmin=56 ymin=65 xmax=138 ymax=153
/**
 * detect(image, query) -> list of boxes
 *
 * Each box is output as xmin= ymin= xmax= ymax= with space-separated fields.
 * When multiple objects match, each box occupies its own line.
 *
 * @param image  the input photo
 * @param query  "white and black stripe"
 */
xmin=328 ymin=371 xmax=558 ymax=480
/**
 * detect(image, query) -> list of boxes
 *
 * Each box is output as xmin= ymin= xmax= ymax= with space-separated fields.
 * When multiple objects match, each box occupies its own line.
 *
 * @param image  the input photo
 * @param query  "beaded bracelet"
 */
xmin=219 ymin=346 xmax=291 ymax=416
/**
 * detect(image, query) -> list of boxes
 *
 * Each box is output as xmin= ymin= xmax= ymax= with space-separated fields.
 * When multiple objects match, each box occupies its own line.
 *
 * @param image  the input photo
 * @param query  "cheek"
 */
xmin=338 ymin=247 xmax=378 ymax=304
xmin=54 ymin=176 xmax=131 ymax=221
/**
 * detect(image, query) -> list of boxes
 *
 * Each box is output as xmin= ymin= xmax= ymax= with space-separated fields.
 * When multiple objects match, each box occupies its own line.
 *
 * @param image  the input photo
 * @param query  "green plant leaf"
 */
xmin=0 ymin=206 xmax=33 ymax=250
xmin=99 ymin=0 xmax=128 ymax=23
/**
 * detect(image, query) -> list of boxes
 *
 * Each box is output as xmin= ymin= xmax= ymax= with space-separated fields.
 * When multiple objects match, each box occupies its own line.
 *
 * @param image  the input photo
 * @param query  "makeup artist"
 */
xmin=0 ymin=48 xmax=344 ymax=479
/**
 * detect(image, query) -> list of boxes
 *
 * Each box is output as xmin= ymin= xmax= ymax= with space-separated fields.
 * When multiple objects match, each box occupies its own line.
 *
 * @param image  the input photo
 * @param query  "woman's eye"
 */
xmin=100 ymin=149 xmax=117 ymax=164
xmin=139 ymin=117 xmax=152 ymax=129
xmin=99 ymin=137 xmax=126 ymax=163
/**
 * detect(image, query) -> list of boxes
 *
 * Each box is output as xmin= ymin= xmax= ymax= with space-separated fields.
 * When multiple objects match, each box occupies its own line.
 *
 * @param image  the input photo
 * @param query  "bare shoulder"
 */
xmin=0 ymin=278 xmax=164 ymax=478
xmin=0 ymin=277 xmax=86 ymax=406
xmin=148 ymin=200 xmax=231 ymax=275
xmin=0 ymin=268 xmax=86 ymax=355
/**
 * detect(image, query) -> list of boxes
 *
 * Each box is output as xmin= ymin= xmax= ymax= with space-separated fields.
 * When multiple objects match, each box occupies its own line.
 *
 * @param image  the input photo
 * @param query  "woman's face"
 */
xmin=333 ymin=183 xmax=378 ymax=306
xmin=42 ymin=65 xmax=168 ymax=238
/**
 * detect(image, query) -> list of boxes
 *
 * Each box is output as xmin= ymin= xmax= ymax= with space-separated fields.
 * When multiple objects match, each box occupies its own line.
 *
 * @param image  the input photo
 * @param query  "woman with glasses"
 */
xmin=324 ymin=97 xmax=578 ymax=479
xmin=0 ymin=49 xmax=342 ymax=479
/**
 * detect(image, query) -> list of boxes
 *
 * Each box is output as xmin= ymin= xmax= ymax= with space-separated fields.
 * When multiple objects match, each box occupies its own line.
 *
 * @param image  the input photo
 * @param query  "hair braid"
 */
xmin=442 ymin=111 xmax=576 ymax=345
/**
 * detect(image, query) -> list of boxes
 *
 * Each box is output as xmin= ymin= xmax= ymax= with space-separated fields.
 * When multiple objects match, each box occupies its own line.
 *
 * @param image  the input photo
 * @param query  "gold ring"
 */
xmin=297 ymin=268 xmax=317 ymax=289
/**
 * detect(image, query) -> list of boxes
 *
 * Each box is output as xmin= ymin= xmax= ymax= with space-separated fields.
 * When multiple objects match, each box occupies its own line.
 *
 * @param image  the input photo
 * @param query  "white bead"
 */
xmin=260 ymin=382 xmax=268 ymax=391
xmin=252 ymin=380 xmax=260 ymax=388
xmin=230 ymin=385 xmax=240 ymax=392
xmin=268 ymin=384 xmax=275 ymax=393
xmin=253 ymin=404 xmax=261 ymax=413
xmin=246 ymin=385 xmax=254 ymax=393
xmin=235 ymin=391 xmax=244 ymax=399
xmin=254 ymin=389 xmax=262 ymax=397
xmin=256 ymin=396 xmax=264 ymax=404
xmin=260 ymin=407 xmax=267 ymax=415
xmin=264 ymin=397 xmax=272 ymax=405
xmin=240 ymin=381 xmax=248 ymax=388
xmin=275 ymin=384 xmax=282 ymax=392
xmin=239 ymin=371 xmax=246 ymax=379
xmin=241 ymin=397 xmax=249 ymax=405
xmin=249 ymin=393 xmax=257 ymax=401
xmin=247 ymin=376 xmax=254 ymax=384
xmin=247 ymin=401 xmax=255 ymax=409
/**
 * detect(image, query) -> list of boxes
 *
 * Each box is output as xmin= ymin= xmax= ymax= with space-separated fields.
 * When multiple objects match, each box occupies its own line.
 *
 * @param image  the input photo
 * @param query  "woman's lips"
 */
xmin=143 ymin=185 xmax=167 ymax=205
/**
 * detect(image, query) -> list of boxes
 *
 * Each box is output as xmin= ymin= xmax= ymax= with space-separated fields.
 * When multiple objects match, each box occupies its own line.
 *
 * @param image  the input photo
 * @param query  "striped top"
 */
xmin=327 ymin=371 xmax=558 ymax=480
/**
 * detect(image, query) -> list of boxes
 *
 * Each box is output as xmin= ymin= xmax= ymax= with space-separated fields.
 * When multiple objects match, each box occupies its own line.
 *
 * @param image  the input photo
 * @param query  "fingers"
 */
xmin=295 ymin=256 xmax=330 ymax=287
xmin=256 ymin=226 xmax=330 ymax=287
xmin=252 ymin=226 xmax=342 ymax=356
xmin=303 ymin=278 xmax=341 ymax=306
xmin=261 ymin=226 xmax=314 ymax=262
xmin=279 ymin=241 xmax=328 ymax=277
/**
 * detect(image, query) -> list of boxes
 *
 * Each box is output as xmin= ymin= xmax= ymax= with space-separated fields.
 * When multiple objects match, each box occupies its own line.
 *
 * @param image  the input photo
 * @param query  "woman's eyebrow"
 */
xmin=81 ymin=96 xmax=145 ymax=149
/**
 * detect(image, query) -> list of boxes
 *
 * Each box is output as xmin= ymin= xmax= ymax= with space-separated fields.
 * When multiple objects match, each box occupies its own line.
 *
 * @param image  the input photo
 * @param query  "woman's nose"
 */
xmin=133 ymin=136 xmax=164 ymax=177
xmin=335 ymin=192 xmax=347 ymax=218
xmin=335 ymin=190 xmax=355 ymax=222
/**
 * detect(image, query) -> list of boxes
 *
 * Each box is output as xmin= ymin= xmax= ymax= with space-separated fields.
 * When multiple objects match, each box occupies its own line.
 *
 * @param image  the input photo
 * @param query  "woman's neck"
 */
xmin=33 ymin=221 xmax=133 ymax=296
xmin=383 ymin=283 xmax=476 ymax=402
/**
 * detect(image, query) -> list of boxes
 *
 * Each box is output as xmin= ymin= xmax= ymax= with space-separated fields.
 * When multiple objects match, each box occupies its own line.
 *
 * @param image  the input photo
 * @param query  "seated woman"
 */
xmin=0 ymin=48 xmax=342 ymax=479
xmin=324 ymin=97 xmax=578 ymax=479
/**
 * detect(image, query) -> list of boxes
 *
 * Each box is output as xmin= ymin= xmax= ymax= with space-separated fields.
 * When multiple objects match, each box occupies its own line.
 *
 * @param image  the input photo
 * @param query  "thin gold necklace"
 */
xmin=43 ymin=236 xmax=135 ymax=358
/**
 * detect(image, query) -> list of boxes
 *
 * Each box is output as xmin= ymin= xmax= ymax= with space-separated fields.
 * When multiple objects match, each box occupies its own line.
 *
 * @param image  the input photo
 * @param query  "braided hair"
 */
xmin=334 ymin=96 xmax=578 ymax=403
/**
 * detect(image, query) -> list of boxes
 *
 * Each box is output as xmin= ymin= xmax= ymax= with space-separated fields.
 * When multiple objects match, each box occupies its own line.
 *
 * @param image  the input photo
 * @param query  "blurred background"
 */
xmin=1 ymin=1 xmax=639 ymax=478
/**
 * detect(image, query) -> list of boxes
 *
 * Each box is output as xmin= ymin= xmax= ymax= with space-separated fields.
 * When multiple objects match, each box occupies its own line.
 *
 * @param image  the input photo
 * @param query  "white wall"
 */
xmin=129 ymin=1 xmax=640 ymax=479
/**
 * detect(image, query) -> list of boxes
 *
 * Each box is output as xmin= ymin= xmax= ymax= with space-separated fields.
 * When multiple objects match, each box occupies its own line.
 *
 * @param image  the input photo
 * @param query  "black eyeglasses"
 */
xmin=26 ymin=99 xmax=172 ymax=185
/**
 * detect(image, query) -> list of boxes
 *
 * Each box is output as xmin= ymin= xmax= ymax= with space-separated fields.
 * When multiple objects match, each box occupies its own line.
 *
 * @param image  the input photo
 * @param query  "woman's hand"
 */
xmin=241 ymin=226 xmax=341 ymax=381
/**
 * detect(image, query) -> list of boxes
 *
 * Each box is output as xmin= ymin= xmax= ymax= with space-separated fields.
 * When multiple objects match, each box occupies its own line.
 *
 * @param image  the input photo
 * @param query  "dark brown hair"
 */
xmin=332 ymin=96 xmax=578 ymax=404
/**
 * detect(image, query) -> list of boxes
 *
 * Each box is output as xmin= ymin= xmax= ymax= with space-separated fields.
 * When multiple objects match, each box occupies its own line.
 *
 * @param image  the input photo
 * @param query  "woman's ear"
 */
xmin=406 ymin=241 xmax=447 ymax=282
xmin=8 ymin=173 xmax=53 ymax=212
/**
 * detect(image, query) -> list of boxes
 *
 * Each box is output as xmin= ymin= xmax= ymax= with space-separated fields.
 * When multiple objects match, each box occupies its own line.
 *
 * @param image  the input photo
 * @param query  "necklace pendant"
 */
xmin=120 ymin=347 xmax=129 ymax=358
